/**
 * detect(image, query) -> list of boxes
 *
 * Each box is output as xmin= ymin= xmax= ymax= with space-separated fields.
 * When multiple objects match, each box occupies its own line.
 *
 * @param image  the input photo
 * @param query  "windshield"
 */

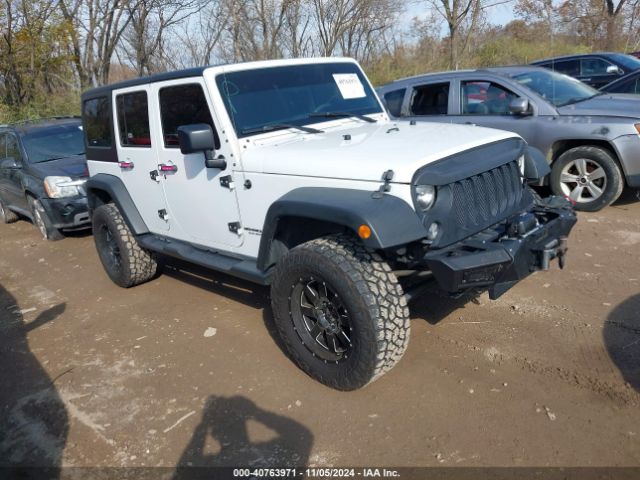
xmin=216 ymin=62 xmax=383 ymax=137
xmin=513 ymin=70 xmax=599 ymax=107
xmin=23 ymin=124 xmax=85 ymax=163
xmin=609 ymin=53 xmax=640 ymax=71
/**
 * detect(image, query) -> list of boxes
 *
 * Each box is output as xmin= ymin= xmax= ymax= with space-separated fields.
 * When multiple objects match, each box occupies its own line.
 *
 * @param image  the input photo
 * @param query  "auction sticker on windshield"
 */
xmin=333 ymin=73 xmax=366 ymax=99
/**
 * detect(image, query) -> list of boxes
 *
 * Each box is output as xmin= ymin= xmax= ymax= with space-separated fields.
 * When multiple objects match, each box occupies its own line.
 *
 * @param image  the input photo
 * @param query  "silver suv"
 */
xmin=378 ymin=66 xmax=640 ymax=211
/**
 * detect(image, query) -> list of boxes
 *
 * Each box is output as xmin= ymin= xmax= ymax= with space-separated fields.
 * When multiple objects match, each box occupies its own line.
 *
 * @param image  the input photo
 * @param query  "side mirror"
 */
xmin=606 ymin=65 xmax=623 ymax=75
xmin=177 ymin=123 xmax=226 ymax=169
xmin=0 ymin=156 xmax=21 ymax=169
xmin=509 ymin=97 xmax=531 ymax=116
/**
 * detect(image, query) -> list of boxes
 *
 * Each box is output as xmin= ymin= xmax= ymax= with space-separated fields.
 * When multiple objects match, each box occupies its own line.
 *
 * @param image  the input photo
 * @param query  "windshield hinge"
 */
xmin=372 ymin=170 xmax=394 ymax=199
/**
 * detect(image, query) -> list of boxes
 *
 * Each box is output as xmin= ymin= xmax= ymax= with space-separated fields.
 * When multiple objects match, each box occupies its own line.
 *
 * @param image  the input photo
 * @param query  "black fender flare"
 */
xmin=86 ymin=174 xmax=148 ymax=235
xmin=256 ymin=187 xmax=427 ymax=270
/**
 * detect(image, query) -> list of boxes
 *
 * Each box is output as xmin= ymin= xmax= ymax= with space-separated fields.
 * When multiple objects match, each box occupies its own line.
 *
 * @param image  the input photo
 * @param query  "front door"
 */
xmin=112 ymin=86 xmax=169 ymax=232
xmin=448 ymin=79 xmax=539 ymax=145
xmin=150 ymin=78 xmax=243 ymax=249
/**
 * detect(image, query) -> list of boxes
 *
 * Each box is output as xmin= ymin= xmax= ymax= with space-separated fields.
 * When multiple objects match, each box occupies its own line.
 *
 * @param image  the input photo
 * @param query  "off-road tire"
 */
xmin=93 ymin=203 xmax=160 ymax=288
xmin=550 ymin=146 xmax=624 ymax=212
xmin=28 ymin=197 xmax=64 ymax=241
xmin=0 ymin=197 xmax=19 ymax=224
xmin=270 ymin=234 xmax=410 ymax=390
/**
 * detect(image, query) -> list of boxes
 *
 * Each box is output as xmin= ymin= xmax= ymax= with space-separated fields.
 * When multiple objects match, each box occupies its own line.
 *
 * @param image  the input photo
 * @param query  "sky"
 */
xmin=403 ymin=1 xmax=518 ymax=32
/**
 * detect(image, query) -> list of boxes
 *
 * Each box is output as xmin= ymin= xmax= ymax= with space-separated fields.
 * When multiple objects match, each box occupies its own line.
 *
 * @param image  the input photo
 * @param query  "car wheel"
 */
xmin=92 ymin=203 xmax=160 ymax=288
xmin=270 ymin=234 xmax=410 ymax=390
xmin=0 ymin=197 xmax=19 ymax=224
xmin=550 ymin=146 xmax=624 ymax=212
xmin=28 ymin=197 xmax=64 ymax=241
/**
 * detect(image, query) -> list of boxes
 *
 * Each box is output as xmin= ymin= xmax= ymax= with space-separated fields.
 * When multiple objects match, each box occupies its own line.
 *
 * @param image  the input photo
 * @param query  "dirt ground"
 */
xmin=1 ymin=193 xmax=639 ymax=473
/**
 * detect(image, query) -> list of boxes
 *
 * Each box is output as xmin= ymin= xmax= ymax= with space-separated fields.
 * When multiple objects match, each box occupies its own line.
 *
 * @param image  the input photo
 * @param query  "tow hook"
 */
xmin=540 ymin=236 xmax=568 ymax=270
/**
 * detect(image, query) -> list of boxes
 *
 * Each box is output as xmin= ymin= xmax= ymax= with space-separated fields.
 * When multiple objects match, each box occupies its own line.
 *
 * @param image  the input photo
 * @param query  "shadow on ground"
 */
xmin=0 ymin=283 xmax=68 ymax=476
xmin=604 ymin=294 xmax=640 ymax=392
xmin=173 ymin=395 xmax=312 ymax=477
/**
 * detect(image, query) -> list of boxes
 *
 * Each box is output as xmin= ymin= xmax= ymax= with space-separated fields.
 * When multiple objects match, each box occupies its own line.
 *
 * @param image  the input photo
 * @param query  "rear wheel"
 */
xmin=93 ymin=203 xmax=160 ymax=287
xmin=28 ymin=197 xmax=64 ymax=241
xmin=270 ymin=234 xmax=410 ymax=390
xmin=0 ymin=197 xmax=19 ymax=224
xmin=550 ymin=146 xmax=624 ymax=211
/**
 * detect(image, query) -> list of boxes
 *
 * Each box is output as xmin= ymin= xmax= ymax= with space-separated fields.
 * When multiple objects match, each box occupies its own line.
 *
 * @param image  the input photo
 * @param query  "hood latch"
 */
xmin=372 ymin=169 xmax=394 ymax=199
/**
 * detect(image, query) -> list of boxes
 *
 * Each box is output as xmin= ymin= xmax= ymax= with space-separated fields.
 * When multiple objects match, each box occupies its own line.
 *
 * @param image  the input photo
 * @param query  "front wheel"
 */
xmin=270 ymin=234 xmax=410 ymax=390
xmin=29 ymin=197 xmax=64 ymax=241
xmin=550 ymin=146 xmax=624 ymax=212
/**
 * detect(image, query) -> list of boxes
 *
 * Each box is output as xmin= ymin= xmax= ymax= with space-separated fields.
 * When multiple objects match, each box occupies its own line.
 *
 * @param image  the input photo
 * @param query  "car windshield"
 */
xmin=609 ymin=53 xmax=640 ymax=71
xmin=216 ymin=62 xmax=383 ymax=137
xmin=22 ymin=124 xmax=85 ymax=163
xmin=513 ymin=70 xmax=600 ymax=107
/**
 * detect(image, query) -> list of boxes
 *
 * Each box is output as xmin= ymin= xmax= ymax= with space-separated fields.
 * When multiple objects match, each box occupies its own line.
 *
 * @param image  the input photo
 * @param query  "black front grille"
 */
xmin=451 ymin=160 xmax=523 ymax=229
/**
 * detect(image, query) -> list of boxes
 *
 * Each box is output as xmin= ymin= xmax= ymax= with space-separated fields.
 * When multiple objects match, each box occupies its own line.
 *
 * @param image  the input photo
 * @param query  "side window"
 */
xmin=461 ymin=81 xmax=518 ymax=115
xmin=6 ymin=134 xmax=22 ymax=161
xmin=83 ymin=97 xmax=112 ymax=147
xmin=159 ymin=84 xmax=220 ymax=149
xmin=0 ymin=134 xmax=7 ymax=158
xmin=383 ymin=88 xmax=406 ymax=117
xmin=409 ymin=83 xmax=449 ymax=115
xmin=550 ymin=60 xmax=580 ymax=77
xmin=581 ymin=58 xmax=615 ymax=76
xmin=116 ymin=91 xmax=151 ymax=147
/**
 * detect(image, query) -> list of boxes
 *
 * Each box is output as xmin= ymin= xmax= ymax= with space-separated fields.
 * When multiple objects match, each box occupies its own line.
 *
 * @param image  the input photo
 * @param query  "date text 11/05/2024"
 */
xmin=233 ymin=468 xmax=401 ymax=478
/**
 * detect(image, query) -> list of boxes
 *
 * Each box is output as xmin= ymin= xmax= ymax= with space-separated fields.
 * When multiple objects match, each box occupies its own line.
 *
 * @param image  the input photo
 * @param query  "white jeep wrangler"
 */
xmin=82 ymin=58 xmax=576 ymax=390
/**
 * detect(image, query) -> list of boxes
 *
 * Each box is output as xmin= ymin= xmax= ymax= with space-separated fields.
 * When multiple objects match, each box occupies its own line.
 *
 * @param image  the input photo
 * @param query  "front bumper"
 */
xmin=40 ymin=196 xmax=90 ymax=230
xmin=423 ymin=197 xmax=577 ymax=299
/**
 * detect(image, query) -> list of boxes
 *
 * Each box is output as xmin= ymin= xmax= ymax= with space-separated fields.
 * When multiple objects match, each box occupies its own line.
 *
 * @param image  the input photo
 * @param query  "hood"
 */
xmin=240 ymin=121 xmax=519 ymax=184
xmin=29 ymin=155 xmax=88 ymax=179
xmin=557 ymin=93 xmax=640 ymax=119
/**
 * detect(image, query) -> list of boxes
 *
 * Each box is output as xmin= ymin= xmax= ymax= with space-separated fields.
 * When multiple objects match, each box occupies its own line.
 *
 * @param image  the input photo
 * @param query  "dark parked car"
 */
xmin=601 ymin=70 xmax=640 ymax=94
xmin=531 ymin=52 xmax=640 ymax=89
xmin=377 ymin=66 xmax=640 ymax=211
xmin=0 ymin=117 xmax=90 ymax=240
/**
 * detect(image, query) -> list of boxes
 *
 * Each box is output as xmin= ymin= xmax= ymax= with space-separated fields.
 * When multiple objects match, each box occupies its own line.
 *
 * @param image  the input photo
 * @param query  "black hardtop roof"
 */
xmin=81 ymin=66 xmax=212 ymax=100
xmin=0 ymin=116 xmax=81 ymax=135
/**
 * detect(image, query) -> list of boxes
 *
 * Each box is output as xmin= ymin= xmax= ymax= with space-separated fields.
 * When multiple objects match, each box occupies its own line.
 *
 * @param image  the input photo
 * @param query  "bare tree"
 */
xmin=58 ymin=0 xmax=136 ymax=87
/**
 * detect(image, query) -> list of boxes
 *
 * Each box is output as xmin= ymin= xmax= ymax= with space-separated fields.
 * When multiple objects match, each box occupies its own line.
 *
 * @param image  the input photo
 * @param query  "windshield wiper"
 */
xmin=559 ymin=92 xmax=604 ymax=107
xmin=308 ymin=112 xmax=377 ymax=123
xmin=241 ymin=123 xmax=323 ymax=135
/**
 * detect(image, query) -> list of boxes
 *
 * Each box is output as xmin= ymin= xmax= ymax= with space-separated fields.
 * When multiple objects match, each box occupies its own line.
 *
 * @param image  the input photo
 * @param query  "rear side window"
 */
xmin=547 ymin=60 xmax=580 ymax=77
xmin=159 ymin=84 xmax=220 ymax=149
xmin=409 ymin=83 xmax=449 ymax=115
xmin=83 ymin=97 xmax=112 ymax=148
xmin=6 ymin=134 xmax=22 ymax=161
xmin=116 ymin=91 xmax=151 ymax=147
xmin=383 ymin=89 xmax=406 ymax=117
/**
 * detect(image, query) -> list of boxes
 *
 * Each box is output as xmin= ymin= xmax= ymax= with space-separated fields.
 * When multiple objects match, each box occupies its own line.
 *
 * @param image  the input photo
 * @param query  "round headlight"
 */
xmin=415 ymin=184 xmax=436 ymax=211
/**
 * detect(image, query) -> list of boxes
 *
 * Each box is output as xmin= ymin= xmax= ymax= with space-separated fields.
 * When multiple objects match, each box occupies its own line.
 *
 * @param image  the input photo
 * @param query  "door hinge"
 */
xmin=228 ymin=221 xmax=242 ymax=234
xmin=150 ymin=170 xmax=159 ymax=182
xmin=158 ymin=209 xmax=169 ymax=221
xmin=219 ymin=175 xmax=234 ymax=190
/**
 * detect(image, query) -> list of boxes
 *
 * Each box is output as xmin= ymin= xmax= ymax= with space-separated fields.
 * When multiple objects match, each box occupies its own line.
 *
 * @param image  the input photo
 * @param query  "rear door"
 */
xmin=0 ymin=133 xmax=28 ymax=209
xmin=112 ymin=86 xmax=169 ymax=232
xmin=150 ymin=78 xmax=243 ymax=248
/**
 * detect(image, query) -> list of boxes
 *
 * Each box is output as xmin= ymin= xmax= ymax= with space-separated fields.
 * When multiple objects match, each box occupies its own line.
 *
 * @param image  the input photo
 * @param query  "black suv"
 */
xmin=0 ymin=117 xmax=89 ymax=240
xmin=531 ymin=52 xmax=640 ymax=89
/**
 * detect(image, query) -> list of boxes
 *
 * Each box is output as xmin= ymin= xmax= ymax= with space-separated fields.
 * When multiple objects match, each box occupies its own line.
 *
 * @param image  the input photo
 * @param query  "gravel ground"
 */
xmin=1 ymin=195 xmax=639 ymax=472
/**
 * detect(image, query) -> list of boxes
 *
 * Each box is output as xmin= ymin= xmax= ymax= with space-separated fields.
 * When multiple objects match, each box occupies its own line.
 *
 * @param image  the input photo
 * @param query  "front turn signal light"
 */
xmin=358 ymin=224 xmax=372 ymax=240
xmin=634 ymin=124 xmax=640 ymax=135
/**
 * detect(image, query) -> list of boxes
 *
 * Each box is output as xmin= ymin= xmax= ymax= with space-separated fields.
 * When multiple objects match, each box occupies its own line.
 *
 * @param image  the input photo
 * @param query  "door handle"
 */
xmin=158 ymin=163 xmax=178 ymax=173
xmin=119 ymin=161 xmax=134 ymax=170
